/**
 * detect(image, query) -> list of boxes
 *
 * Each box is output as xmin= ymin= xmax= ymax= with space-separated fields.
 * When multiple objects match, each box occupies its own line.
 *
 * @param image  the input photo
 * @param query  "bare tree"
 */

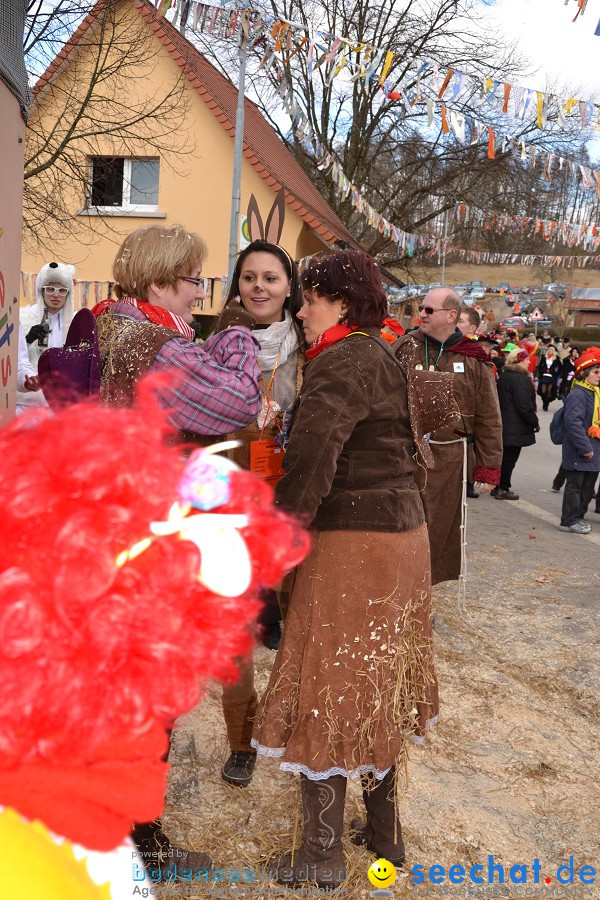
xmin=23 ymin=0 xmax=192 ymax=251
xmin=187 ymin=0 xmax=597 ymax=271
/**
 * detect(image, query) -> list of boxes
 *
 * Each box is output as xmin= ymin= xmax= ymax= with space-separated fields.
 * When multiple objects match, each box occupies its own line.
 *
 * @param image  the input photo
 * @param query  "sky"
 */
xmin=482 ymin=0 xmax=600 ymax=98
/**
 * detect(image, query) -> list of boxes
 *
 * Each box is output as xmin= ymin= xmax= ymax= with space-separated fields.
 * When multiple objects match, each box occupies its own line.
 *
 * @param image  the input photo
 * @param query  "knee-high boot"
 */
xmin=350 ymin=766 xmax=405 ymax=866
xmin=270 ymin=774 xmax=347 ymax=889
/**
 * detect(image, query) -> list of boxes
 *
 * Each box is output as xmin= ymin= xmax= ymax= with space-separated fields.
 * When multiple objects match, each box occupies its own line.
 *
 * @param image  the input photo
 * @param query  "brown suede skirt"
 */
xmin=252 ymin=525 xmax=438 ymax=779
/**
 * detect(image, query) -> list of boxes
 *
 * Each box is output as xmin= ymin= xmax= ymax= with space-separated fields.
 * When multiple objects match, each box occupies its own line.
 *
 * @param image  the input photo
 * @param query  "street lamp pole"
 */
xmin=226 ymin=9 xmax=250 ymax=289
xmin=177 ymin=0 xmax=248 ymax=291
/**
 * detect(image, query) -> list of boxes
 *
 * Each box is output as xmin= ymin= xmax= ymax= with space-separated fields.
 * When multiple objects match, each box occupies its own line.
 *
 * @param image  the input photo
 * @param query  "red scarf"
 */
xmin=447 ymin=336 xmax=493 ymax=364
xmin=306 ymin=318 xmax=404 ymax=360
xmin=92 ymin=297 xmax=196 ymax=341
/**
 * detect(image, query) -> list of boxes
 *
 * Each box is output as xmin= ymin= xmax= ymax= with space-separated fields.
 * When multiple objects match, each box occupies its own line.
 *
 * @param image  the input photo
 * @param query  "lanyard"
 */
xmin=425 ymin=337 xmax=445 ymax=371
xmin=258 ymin=352 xmax=281 ymax=440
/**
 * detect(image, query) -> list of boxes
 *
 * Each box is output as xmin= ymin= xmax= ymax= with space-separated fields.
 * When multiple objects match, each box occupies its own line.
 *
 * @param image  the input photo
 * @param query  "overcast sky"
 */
xmin=482 ymin=0 xmax=600 ymax=97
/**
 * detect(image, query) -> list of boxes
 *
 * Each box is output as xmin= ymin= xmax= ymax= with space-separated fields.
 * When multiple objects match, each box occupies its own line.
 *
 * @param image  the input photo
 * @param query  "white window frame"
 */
xmin=87 ymin=157 xmax=160 ymax=214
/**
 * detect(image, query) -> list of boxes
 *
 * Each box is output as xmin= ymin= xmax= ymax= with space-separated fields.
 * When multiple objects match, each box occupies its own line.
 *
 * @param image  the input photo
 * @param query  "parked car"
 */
xmin=466 ymin=280 xmax=485 ymax=292
xmin=428 ymin=282 xmax=442 ymax=290
xmin=453 ymin=283 xmax=468 ymax=293
xmin=495 ymin=282 xmax=512 ymax=293
xmin=386 ymin=285 xmax=408 ymax=304
xmin=501 ymin=316 xmax=529 ymax=329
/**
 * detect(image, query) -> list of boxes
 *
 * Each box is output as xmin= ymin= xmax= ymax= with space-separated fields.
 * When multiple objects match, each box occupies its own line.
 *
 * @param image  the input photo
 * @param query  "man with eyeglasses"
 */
xmin=17 ymin=261 xmax=76 ymax=413
xmin=395 ymin=288 xmax=502 ymax=588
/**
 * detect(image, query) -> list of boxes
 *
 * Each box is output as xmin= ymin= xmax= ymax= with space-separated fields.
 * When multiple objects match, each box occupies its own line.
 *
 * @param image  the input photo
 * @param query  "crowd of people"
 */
xmin=450 ymin=308 xmax=600 ymax=530
xmin=13 ymin=235 xmax=599 ymax=889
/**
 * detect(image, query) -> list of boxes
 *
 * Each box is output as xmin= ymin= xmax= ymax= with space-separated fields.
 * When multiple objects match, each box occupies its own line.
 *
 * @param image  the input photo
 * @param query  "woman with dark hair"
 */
xmin=252 ymin=249 xmax=444 ymax=890
xmin=493 ymin=348 xmax=540 ymax=500
xmin=536 ymin=345 xmax=562 ymax=411
xmin=219 ymin=240 xmax=305 ymax=790
xmin=559 ymin=346 xmax=580 ymax=398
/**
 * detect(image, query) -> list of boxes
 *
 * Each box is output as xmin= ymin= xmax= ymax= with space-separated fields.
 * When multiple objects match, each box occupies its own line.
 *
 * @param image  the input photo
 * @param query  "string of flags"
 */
xmin=449 ymin=249 xmax=599 ymax=268
xmin=170 ymin=0 xmax=600 ymax=264
xmin=454 ymin=202 xmax=600 ymax=252
xmin=563 ymin=0 xmax=600 ymax=34
xmin=182 ymin=0 xmax=600 ymax=257
xmin=184 ymin=1 xmax=600 ymax=194
xmin=565 ymin=0 xmax=588 ymax=21
xmin=182 ymin=0 xmax=600 ymax=130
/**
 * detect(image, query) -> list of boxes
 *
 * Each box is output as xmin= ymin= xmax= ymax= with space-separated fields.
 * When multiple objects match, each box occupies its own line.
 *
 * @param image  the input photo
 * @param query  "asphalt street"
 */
xmin=463 ymin=402 xmax=599 ymax=612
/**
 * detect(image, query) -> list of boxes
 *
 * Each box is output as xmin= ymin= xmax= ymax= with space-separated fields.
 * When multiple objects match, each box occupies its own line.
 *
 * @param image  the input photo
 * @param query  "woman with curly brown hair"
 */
xmin=252 ymin=249 xmax=449 ymax=890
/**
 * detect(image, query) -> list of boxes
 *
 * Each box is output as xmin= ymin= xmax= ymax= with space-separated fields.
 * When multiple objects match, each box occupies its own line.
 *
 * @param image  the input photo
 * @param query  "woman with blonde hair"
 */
xmin=92 ymin=223 xmax=263 ymax=878
xmin=93 ymin=224 xmax=262 ymax=435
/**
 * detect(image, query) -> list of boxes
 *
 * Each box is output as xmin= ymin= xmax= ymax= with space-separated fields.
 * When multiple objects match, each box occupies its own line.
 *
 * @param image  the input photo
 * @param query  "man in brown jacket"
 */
xmin=397 ymin=289 xmax=502 ymax=585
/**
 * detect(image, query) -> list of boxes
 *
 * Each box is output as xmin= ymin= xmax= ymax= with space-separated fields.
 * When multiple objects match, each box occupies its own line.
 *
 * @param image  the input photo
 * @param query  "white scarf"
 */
xmin=254 ymin=311 xmax=299 ymax=374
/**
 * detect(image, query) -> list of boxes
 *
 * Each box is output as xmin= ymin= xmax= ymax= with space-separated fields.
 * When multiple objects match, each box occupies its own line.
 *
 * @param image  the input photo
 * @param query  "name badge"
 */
xmin=453 ymin=362 xmax=465 ymax=373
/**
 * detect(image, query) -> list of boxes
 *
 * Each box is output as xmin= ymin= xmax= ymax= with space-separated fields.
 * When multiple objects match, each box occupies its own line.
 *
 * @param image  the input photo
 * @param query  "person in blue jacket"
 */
xmin=559 ymin=347 xmax=600 ymax=534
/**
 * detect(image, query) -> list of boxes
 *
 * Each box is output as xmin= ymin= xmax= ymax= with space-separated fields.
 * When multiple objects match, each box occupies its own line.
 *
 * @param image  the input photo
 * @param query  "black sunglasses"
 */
xmin=418 ymin=305 xmax=447 ymax=316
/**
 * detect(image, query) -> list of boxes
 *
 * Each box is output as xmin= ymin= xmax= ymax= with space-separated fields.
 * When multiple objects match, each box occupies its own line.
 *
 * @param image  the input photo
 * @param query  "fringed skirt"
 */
xmin=252 ymin=526 xmax=438 ymax=780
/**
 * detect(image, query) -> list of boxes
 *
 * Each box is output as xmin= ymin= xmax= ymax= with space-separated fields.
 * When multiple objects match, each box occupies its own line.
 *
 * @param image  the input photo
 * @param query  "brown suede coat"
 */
xmin=275 ymin=328 xmax=425 ymax=532
xmin=396 ymin=329 xmax=502 ymax=584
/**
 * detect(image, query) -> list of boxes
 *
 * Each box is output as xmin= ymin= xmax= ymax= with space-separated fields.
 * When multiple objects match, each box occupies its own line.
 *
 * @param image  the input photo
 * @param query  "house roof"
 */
xmin=571 ymin=289 xmax=600 ymax=302
xmin=569 ymin=298 xmax=600 ymax=311
xmin=35 ymin=0 xmax=358 ymax=249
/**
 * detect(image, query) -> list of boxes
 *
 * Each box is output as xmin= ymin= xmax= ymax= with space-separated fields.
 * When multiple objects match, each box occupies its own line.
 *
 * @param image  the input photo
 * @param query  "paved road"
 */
xmin=464 ymin=399 xmax=599 ymax=612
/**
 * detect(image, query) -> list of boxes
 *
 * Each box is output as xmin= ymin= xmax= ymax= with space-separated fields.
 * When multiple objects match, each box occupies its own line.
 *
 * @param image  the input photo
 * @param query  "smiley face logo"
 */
xmin=367 ymin=858 xmax=397 ymax=889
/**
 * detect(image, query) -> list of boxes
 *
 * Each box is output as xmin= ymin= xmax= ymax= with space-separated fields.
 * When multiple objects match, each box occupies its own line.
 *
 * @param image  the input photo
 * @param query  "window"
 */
xmin=88 ymin=157 xmax=159 ymax=211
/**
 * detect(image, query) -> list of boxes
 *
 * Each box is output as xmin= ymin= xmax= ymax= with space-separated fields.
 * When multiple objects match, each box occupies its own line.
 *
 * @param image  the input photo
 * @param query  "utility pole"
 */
xmin=226 ymin=7 xmax=250 ymax=289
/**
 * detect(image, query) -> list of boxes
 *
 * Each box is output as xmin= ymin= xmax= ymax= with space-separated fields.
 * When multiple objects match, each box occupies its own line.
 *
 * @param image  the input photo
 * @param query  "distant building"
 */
xmin=567 ymin=289 xmax=600 ymax=327
xmin=21 ymin=0 xmax=357 ymax=315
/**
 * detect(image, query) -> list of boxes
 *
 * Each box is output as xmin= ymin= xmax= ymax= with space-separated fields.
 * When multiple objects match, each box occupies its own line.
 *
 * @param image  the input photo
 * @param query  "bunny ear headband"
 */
xmin=247 ymin=188 xmax=287 ymax=246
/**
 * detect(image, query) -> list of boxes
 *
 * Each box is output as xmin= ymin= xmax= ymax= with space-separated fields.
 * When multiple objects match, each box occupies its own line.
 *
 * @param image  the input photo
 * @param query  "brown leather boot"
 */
xmin=269 ymin=775 xmax=347 ymax=889
xmin=221 ymin=689 xmax=258 ymax=786
xmin=350 ymin=767 xmax=405 ymax=866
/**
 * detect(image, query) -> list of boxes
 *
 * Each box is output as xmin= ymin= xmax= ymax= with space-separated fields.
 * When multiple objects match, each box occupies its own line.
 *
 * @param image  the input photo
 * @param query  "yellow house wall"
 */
xmin=21 ymin=0 xmax=327 ymax=315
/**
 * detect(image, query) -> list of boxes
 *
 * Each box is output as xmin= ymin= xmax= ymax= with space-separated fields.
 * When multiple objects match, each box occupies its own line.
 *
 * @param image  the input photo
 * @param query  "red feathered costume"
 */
xmin=0 ymin=386 xmax=309 ymax=892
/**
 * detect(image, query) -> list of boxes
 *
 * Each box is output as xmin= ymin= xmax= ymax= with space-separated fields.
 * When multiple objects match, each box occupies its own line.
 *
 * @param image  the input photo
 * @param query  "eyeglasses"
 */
xmin=418 ymin=305 xmax=448 ymax=316
xmin=178 ymin=276 xmax=204 ymax=287
xmin=42 ymin=286 xmax=68 ymax=296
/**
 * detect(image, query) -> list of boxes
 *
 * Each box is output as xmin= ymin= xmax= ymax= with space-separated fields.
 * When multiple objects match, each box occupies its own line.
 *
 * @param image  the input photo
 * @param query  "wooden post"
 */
xmin=0 ymin=82 xmax=25 ymax=424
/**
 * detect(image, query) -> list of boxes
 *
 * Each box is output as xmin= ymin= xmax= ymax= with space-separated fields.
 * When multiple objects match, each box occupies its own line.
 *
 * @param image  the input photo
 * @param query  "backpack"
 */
xmin=549 ymin=405 xmax=565 ymax=445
